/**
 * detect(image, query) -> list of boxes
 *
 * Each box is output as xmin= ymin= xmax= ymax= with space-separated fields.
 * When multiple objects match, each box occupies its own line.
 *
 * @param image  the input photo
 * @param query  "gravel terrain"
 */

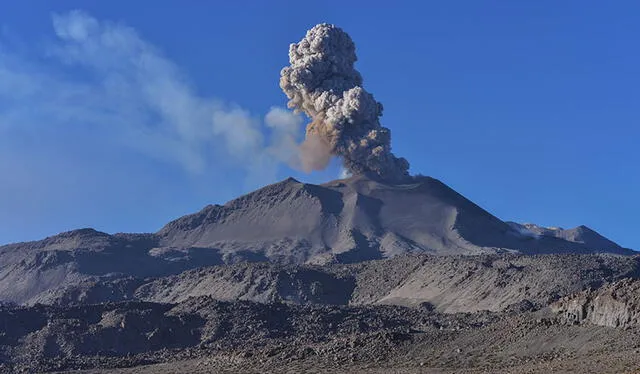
xmin=2 ymin=253 xmax=640 ymax=373
xmin=2 ymin=296 xmax=640 ymax=373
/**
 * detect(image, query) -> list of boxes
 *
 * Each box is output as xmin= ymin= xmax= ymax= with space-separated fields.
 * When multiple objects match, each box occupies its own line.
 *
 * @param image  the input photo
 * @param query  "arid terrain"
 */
xmin=0 ymin=176 xmax=638 ymax=373
xmin=4 ymin=288 xmax=640 ymax=374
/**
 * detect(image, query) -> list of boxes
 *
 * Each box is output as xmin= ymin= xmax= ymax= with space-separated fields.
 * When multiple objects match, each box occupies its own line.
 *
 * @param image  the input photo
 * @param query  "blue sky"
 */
xmin=0 ymin=1 xmax=638 ymax=249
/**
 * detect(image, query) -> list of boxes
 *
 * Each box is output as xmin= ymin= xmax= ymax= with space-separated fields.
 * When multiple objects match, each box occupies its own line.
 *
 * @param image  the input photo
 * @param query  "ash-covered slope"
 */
xmin=0 ymin=174 xmax=633 ymax=305
xmin=158 ymin=174 xmax=633 ymax=264
xmin=135 ymin=254 xmax=640 ymax=314
xmin=0 ymin=229 xmax=220 ymax=305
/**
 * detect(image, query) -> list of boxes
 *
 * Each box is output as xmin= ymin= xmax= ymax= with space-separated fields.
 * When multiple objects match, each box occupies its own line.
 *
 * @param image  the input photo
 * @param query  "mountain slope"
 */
xmin=507 ymin=222 xmax=627 ymax=252
xmin=134 ymin=254 xmax=640 ymax=313
xmin=0 ymin=174 xmax=634 ymax=305
xmin=158 ymin=174 xmax=633 ymax=264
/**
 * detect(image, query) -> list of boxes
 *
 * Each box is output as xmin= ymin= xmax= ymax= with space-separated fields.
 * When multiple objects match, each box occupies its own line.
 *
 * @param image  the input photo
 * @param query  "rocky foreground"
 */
xmin=1 ymin=254 xmax=640 ymax=373
xmin=3 ymin=294 xmax=640 ymax=374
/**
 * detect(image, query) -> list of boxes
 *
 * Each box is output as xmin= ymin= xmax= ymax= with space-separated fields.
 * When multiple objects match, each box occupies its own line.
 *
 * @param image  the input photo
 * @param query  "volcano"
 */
xmin=0 ymin=175 xmax=638 ymax=373
xmin=0 ymin=174 xmax=632 ymax=305
xmin=157 ymin=174 xmax=632 ymax=264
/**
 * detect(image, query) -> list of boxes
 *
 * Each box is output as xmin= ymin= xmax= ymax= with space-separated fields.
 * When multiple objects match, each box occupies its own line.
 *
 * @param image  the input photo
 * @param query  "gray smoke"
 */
xmin=280 ymin=23 xmax=410 ymax=181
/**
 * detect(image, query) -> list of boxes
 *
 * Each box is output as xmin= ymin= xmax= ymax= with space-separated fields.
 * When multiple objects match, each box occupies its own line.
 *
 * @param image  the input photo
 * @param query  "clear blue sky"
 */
xmin=0 ymin=1 xmax=638 ymax=249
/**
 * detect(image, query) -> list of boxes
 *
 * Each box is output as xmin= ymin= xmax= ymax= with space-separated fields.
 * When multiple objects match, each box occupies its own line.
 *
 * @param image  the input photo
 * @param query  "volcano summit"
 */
xmin=158 ymin=174 xmax=632 ymax=264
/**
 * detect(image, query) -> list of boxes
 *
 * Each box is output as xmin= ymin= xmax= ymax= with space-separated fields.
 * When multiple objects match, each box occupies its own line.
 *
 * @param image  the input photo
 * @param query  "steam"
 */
xmin=2 ymin=14 xmax=410 ymax=193
xmin=1 ymin=10 xmax=311 ymax=187
xmin=280 ymin=23 xmax=410 ymax=181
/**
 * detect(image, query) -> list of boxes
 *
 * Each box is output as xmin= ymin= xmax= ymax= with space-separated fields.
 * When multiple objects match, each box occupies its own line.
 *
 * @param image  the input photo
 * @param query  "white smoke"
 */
xmin=264 ymin=107 xmax=305 ymax=168
xmin=2 ymin=14 xmax=408 ymax=194
xmin=280 ymin=23 xmax=410 ymax=181
xmin=265 ymin=106 xmax=303 ymax=134
xmin=1 ymin=10 xmax=307 ymax=186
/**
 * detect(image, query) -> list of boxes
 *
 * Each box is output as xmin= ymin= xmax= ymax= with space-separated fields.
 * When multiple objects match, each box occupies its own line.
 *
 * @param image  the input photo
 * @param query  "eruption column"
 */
xmin=280 ymin=23 xmax=410 ymax=181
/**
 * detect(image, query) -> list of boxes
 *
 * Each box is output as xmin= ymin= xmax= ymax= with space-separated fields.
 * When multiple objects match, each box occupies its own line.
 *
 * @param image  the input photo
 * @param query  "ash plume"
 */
xmin=280 ymin=23 xmax=410 ymax=181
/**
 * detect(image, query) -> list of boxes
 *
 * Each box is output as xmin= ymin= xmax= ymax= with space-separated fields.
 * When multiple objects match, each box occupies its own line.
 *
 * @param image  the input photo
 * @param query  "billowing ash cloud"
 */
xmin=280 ymin=23 xmax=410 ymax=181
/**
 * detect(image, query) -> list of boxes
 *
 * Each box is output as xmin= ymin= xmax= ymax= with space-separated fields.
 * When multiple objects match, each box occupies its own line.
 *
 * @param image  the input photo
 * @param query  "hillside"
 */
xmin=0 ymin=175 xmax=633 ymax=305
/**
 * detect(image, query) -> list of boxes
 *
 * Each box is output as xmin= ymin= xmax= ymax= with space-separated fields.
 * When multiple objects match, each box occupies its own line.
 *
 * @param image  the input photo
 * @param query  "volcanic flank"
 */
xmin=157 ymin=174 xmax=633 ymax=264
xmin=0 ymin=174 xmax=633 ymax=307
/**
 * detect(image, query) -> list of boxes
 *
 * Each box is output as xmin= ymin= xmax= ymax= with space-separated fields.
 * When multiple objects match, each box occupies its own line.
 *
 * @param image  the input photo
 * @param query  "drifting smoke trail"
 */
xmin=280 ymin=23 xmax=410 ymax=181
